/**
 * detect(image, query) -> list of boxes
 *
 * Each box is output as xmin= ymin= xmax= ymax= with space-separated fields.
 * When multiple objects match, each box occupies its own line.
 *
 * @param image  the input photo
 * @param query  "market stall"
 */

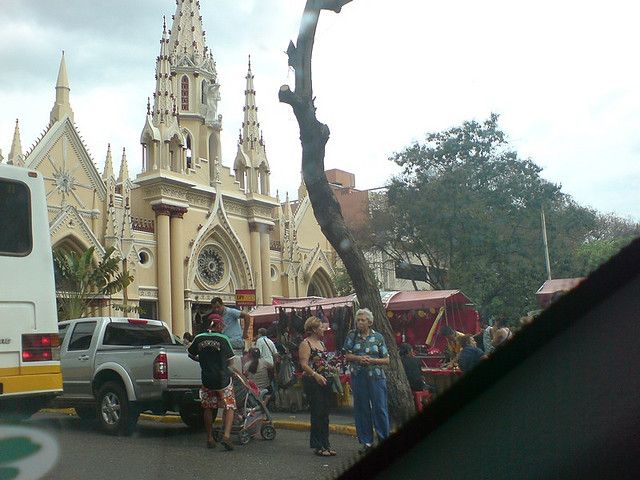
xmin=384 ymin=290 xmax=480 ymax=368
xmin=250 ymin=296 xmax=357 ymax=411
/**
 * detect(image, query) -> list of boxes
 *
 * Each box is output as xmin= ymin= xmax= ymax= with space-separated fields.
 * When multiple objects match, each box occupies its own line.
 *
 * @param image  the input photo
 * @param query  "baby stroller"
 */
xmin=214 ymin=371 xmax=276 ymax=445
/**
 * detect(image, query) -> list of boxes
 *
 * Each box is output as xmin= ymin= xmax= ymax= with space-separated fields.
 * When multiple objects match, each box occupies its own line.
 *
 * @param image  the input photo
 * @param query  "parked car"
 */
xmin=52 ymin=317 xmax=202 ymax=435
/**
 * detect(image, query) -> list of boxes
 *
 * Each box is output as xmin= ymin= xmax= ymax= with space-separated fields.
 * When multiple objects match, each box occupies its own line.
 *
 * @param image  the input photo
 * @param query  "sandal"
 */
xmin=326 ymin=449 xmax=337 ymax=456
xmin=220 ymin=437 xmax=234 ymax=451
xmin=314 ymin=448 xmax=332 ymax=457
xmin=206 ymin=438 xmax=216 ymax=449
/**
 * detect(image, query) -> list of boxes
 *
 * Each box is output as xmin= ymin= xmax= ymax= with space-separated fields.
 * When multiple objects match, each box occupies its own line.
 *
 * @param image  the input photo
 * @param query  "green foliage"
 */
xmin=332 ymin=266 xmax=355 ymax=296
xmin=375 ymin=114 xmax=600 ymax=320
xmin=53 ymin=246 xmax=134 ymax=320
xmin=575 ymin=236 xmax=636 ymax=274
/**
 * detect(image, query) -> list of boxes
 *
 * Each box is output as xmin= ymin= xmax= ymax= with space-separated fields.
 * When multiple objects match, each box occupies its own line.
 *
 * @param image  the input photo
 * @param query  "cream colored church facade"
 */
xmin=1 ymin=1 xmax=337 ymax=336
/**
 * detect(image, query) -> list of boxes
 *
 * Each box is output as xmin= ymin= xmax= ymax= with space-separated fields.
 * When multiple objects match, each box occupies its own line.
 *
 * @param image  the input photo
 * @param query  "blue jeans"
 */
xmin=350 ymin=373 xmax=390 ymax=445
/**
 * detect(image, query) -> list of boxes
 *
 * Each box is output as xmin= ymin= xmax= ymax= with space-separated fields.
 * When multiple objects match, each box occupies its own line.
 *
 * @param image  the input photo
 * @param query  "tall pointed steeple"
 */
xmin=102 ymin=144 xmax=114 ymax=179
xmin=233 ymin=56 xmax=270 ymax=194
xmin=50 ymin=51 xmax=74 ymax=124
xmin=152 ymin=17 xmax=177 ymax=128
xmin=8 ymin=119 xmax=24 ymax=166
xmin=241 ymin=55 xmax=262 ymax=151
xmin=118 ymin=148 xmax=129 ymax=183
xmin=168 ymin=0 xmax=208 ymax=62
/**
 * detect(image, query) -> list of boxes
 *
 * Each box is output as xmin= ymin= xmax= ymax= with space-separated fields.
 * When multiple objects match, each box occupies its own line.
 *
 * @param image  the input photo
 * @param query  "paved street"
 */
xmin=28 ymin=412 xmax=362 ymax=480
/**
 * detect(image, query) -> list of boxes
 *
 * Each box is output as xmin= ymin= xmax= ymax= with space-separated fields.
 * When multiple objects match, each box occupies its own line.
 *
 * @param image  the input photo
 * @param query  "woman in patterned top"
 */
xmin=343 ymin=308 xmax=390 ymax=449
xmin=298 ymin=316 xmax=338 ymax=457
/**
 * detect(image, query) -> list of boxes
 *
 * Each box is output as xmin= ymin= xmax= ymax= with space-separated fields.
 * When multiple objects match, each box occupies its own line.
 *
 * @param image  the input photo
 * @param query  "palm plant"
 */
xmin=53 ymin=246 xmax=133 ymax=320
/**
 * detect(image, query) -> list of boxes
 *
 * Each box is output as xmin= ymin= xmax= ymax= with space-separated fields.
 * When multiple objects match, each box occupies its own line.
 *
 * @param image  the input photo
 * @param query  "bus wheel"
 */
xmin=97 ymin=381 xmax=138 ymax=436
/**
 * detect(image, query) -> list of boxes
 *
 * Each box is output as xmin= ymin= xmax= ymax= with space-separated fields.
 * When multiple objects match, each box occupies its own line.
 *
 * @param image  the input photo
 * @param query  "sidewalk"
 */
xmin=41 ymin=407 xmax=357 ymax=436
xmin=269 ymin=409 xmax=356 ymax=436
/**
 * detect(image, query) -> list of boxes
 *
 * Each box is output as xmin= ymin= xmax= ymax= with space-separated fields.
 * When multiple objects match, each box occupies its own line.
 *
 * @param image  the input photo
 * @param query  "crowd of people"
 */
xmin=186 ymin=297 xmax=515 ymax=454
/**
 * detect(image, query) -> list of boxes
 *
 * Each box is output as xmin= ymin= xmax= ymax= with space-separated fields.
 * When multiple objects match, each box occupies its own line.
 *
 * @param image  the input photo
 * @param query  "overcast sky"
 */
xmin=1 ymin=0 xmax=639 ymax=219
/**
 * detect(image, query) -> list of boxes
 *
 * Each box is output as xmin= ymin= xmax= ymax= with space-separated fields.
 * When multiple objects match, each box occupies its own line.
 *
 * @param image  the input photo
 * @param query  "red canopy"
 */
xmin=536 ymin=278 xmax=584 ymax=308
xmin=385 ymin=290 xmax=472 ymax=310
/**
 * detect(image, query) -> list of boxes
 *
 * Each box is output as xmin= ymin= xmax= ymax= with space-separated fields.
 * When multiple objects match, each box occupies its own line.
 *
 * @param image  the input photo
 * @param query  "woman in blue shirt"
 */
xmin=343 ymin=308 xmax=390 ymax=449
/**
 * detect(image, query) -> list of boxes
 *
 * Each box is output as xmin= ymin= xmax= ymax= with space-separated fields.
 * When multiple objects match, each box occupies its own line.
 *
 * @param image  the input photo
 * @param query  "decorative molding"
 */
xmin=152 ymin=204 xmax=172 ymax=216
xmin=251 ymin=205 xmax=275 ymax=219
xmin=132 ymin=217 xmax=155 ymax=233
xmin=170 ymin=206 xmax=188 ymax=218
xmin=50 ymin=205 xmax=106 ymax=255
xmin=139 ymin=287 xmax=158 ymax=299
xmin=186 ymin=191 xmax=212 ymax=208
xmin=224 ymin=200 xmax=249 ymax=216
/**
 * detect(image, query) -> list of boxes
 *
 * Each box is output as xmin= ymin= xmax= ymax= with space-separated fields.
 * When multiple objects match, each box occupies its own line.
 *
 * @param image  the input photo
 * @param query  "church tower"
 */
xmin=233 ymin=56 xmax=270 ymax=195
xmin=140 ymin=0 xmax=221 ymax=185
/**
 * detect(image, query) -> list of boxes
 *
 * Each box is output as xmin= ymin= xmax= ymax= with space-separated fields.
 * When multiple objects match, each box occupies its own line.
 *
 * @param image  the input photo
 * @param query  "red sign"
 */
xmin=235 ymin=289 xmax=257 ymax=307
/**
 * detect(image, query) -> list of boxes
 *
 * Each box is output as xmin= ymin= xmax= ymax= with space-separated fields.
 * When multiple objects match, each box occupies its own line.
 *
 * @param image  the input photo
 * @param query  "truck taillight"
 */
xmin=153 ymin=353 xmax=168 ymax=380
xmin=22 ymin=333 xmax=60 ymax=362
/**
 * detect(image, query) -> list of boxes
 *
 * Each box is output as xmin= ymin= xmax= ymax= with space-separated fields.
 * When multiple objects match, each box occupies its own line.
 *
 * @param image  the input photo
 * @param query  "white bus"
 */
xmin=0 ymin=164 xmax=62 ymax=419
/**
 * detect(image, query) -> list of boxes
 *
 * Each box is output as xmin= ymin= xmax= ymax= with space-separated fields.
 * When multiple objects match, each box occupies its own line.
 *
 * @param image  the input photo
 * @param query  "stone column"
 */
xmin=249 ymin=222 xmax=263 ymax=305
xmin=170 ymin=207 xmax=188 ymax=336
xmin=260 ymin=226 xmax=272 ymax=305
xmin=152 ymin=204 xmax=172 ymax=329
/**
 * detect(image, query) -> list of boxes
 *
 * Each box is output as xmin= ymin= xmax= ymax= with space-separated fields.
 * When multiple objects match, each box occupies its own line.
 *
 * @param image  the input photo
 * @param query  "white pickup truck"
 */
xmin=51 ymin=317 xmax=202 ymax=435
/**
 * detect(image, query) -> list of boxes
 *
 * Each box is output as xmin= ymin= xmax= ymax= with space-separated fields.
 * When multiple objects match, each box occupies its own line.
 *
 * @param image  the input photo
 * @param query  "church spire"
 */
xmin=241 ymin=55 xmax=261 ymax=150
xmin=152 ymin=17 xmax=175 ymax=127
xmin=50 ymin=51 xmax=74 ymax=124
xmin=168 ymin=0 xmax=207 ymax=62
xmin=8 ymin=119 xmax=24 ymax=166
xmin=118 ymin=147 xmax=129 ymax=183
xmin=102 ymin=143 xmax=114 ymax=179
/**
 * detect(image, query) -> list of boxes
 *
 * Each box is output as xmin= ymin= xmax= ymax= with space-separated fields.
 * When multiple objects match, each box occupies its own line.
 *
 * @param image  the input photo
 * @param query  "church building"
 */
xmin=1 ymin=0 xmax=337 ymax=335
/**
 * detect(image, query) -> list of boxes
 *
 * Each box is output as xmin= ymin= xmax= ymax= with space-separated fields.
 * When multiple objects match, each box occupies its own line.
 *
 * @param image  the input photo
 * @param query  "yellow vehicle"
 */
xmin=0 ymin=164 xmax=62 ymax=419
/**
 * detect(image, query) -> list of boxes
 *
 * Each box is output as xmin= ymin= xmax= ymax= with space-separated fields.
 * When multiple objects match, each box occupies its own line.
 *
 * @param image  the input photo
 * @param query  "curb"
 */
xmin=40 ymin=408 xmax=357 ymax=437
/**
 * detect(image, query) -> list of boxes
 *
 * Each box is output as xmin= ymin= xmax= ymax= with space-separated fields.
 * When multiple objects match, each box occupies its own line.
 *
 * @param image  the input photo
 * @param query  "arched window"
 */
xmin=201 ymin=79 xmax=207 ymax=104
xmin=186 ymin=134 xmax=193 ymax=169
xmin=181 ymin=76 xmax=189 ymax=111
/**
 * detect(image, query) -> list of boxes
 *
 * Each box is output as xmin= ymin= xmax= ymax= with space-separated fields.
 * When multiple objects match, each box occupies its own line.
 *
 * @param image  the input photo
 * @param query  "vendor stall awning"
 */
xmin=536 ymin=278 xmax=585 ymax=307
xmin=250 ymin=294 xmax=357 ymax=321
xmin=385 ymin=290 xmax=472 ymax=310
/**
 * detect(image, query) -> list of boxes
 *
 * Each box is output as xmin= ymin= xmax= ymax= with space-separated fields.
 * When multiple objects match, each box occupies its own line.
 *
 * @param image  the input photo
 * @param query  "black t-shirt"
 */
xmin=188 ymin=332 xmax=235 ymax=390
xmin=401 ymin=355 xmax=426 ymax=392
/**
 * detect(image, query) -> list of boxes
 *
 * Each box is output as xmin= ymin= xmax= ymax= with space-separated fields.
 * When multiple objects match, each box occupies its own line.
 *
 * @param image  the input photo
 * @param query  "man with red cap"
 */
xmin=188 ymin=314 xmax=237 ymax=450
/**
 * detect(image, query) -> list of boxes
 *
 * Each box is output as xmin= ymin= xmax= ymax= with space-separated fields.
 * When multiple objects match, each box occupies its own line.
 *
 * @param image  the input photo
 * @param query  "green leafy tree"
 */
xmin=53 ymin=246 xmax=134 ymax=320
xmin=574 ymin=214 xmax=639 ymax=273
xmin=332 ymin=266 xmax=355 ymax=296
xmin=378 ymin=114 xmax=598 ymax=321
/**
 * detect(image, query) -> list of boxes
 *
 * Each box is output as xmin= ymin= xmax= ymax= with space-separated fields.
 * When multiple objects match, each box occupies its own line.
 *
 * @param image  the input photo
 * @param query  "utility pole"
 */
xmin=541 ymin=206 xmax=552 ymax=281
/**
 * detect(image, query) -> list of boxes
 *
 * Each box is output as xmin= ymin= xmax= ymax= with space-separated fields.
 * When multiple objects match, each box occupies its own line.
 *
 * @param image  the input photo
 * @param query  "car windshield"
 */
xmin=2 ymin=1 xmax=637 ymax=479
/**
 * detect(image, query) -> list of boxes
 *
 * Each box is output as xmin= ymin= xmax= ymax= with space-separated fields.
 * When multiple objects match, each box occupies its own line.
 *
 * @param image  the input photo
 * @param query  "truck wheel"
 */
xmin=75 ymin=406 xmax=97 ymax=421
xmin=97 ymin=381 xmax=139 ymax=436
xmin=179 ymin=404 xmax=204 ymax=429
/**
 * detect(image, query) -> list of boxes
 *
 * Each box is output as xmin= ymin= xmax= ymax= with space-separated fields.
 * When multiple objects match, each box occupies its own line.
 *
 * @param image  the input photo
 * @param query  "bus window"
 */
xmin=68 ymin=322 xmax=97 ymax=351
xmin=0 ymin=179 xmax=32 ymax=256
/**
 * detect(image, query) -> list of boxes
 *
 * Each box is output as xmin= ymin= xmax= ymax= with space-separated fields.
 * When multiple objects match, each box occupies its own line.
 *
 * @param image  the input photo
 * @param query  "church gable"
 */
xmin=50 ymin=205 xmax=105 ymax=256
xmin=27 ymin=118 xmax=107 ymax=208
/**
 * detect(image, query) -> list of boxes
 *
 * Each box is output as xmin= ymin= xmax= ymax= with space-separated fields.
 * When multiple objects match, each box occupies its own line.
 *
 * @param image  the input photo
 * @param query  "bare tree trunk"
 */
xmin=279 ymin=0 xmax=415 ymax=423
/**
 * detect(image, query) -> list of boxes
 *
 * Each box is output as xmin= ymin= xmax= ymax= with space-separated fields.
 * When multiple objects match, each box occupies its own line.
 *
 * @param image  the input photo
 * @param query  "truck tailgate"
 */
xmin=165 ymin=345 xmax=201 ymax=388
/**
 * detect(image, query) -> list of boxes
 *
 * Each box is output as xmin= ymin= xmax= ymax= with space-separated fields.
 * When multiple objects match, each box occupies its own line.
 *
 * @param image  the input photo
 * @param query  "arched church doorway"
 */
xmin=306 ymin=268 xmax=335 ymax=298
